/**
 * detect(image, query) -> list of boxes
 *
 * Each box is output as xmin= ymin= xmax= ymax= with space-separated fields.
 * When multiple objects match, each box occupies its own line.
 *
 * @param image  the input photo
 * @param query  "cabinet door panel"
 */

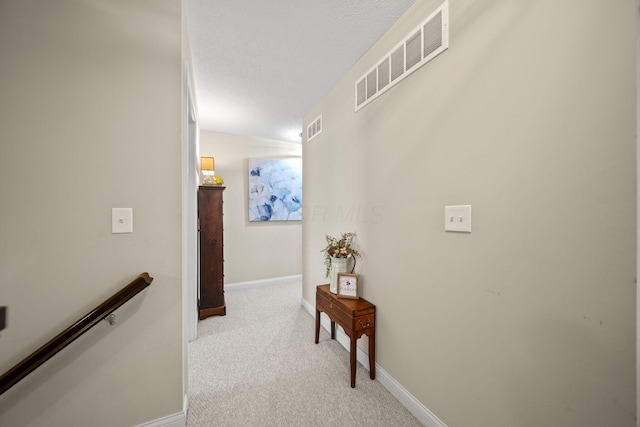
xmin=198 ymin=186 xmax=226 ymax=318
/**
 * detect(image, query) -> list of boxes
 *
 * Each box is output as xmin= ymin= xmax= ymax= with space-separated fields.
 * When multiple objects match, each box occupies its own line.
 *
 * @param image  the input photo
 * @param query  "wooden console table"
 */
xmin=315 ymin=284 xmax=376 ymax=388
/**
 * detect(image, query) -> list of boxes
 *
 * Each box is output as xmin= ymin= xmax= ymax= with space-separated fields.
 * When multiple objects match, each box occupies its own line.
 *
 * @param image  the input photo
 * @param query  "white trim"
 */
xmin=225 ymin=275 xmax=302 ymax=291
xmin=183 ymin=61 xmax=199 ymax=344
xmin=300 ymin=296 xmax=448 ymax=427
xmin=376 ymin=366 xmax=447 ymax=427
xmin=300 ymin=296 xmax=315 ymax=318
xmin=135 ymin=407 xmax=186 ymax=427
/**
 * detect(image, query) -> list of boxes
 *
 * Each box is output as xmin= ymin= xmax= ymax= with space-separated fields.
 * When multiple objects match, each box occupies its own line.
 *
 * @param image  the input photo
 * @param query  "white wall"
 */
xmin=0 ymin=1 xmax=184 ymax=426
xmin=199 ymin=131 xmax=302 ymax=284
xmin=303 ymin=1 xmax=636 ymax=426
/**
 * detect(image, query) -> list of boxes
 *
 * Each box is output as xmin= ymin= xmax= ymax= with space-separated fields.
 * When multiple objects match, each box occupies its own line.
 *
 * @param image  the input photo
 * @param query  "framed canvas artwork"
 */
xmin=248 ymin=158 xmax=302 ymax=221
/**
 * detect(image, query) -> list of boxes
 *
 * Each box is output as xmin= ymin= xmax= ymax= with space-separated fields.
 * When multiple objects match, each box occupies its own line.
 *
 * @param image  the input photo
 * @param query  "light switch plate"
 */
xmin=112 ymin=208 xmax=133 ymax=234
xmin=445 ymin=205 xmax=471 ymax=233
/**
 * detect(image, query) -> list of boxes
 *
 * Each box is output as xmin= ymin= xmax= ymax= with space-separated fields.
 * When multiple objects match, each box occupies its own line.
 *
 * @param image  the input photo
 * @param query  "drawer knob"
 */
xmin=359 ymin=319 xmax=371 ymax=327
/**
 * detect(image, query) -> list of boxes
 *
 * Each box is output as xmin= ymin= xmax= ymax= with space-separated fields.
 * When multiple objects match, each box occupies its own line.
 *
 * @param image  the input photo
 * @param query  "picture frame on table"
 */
xmin=337 ymin=273 xmax=359 ymax=299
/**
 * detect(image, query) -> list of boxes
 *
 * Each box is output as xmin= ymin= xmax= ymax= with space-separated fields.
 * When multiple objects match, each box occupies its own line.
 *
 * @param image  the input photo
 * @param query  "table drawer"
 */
xmin=317 ymin=292 xmax=350 ymax=326
xmin=354 ymin=314 xmax=374 ymax=332
xmin=316 ymin=291 xmax=331 ymax=312
xmin=328 ymin=302 xmax=352 ymax=330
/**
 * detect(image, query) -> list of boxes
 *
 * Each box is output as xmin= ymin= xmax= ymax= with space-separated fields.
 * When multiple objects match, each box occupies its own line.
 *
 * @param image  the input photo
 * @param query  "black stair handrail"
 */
xmin=0 ymin=272 xmax=153 ymax=395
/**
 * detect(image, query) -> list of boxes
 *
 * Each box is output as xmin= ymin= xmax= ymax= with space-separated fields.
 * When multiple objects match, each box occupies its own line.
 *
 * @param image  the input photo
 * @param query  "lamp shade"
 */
xmin=201 ymin=157 xmax=215 ymax=172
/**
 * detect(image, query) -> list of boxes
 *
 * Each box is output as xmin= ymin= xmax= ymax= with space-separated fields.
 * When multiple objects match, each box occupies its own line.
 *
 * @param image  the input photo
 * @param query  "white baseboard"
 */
xmin=300 ymin=296 xmax=447 ymax=427
xmin=136 ymin=393 xmax=188 ymax=427
xmin=136 ymin=408 xmax=186 ymax=427
xmin=226 ymin=275 xmax=302 ymax=291
xmin=376 ymin=366 xmax=447 ymax=427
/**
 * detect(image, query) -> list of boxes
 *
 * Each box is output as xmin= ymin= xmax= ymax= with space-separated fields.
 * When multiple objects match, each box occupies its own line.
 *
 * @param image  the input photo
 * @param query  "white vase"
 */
xmin=329 ymin=257 xmax=349 ymax=294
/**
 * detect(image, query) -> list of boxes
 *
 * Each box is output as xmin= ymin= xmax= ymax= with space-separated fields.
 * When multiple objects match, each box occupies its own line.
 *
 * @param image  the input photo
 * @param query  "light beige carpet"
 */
xmin=187 ymin=281 xmax=422 ymax=427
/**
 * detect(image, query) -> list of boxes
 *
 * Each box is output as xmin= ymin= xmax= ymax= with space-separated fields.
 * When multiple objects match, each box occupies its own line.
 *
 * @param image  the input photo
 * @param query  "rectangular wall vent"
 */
xmin=355 ymin=1 xmax=449 ymax=111
xmin=390 ymin=46 xmax=404 ymax=84
xmin=377 ymin=59 xmax=390 ymax=91
xmin=307 ymin=114 xmax=323 ymax=141
xmin=405 ymin=30 xmax=422 ymax=71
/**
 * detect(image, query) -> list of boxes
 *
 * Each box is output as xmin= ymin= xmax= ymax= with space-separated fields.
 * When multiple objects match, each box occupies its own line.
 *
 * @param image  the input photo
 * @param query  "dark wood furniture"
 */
xmin=315 ymin=284 xmax=376 ymax=388
xmin=198 ymin=186 xmax=226 ymax=319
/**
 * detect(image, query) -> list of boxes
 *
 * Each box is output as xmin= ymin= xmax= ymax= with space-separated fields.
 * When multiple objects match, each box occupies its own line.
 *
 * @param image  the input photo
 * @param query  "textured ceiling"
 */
xmin=187 ymin=0 xmax=416 ymax=143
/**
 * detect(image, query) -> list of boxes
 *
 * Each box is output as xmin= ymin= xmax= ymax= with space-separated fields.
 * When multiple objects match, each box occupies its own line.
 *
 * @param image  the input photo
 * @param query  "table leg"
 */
xmin=369 ymin=332 xmax=376 ymax=380
xmin=315 ymin=310 xmax=320 ymax=344
xmin=350 ymin=337 xmax=357 ymax=388
xmin=330 ymin=320 xmax=335 ymax=340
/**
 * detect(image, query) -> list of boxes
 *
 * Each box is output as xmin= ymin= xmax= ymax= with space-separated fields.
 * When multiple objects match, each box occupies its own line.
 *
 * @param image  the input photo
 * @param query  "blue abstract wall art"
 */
xmin=248 ymin=158 xmax=302 ymax=222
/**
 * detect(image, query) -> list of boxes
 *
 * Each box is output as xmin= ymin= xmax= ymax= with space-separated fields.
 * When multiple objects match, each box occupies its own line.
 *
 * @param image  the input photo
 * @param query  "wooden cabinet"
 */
xmin=198 ymin=186 xmax=226 ymax=319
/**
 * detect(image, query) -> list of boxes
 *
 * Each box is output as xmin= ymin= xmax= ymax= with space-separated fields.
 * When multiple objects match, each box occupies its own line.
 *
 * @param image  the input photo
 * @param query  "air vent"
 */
xmin=377 ymin=59 xmax=390 ymax=91
xmin=390 ymin=46 xmax=404 ymax=82
xmin=366 ymin=69 xmax=377 ymax=99
xmin=307 ymin=115 xmax=322 ymax=141
xmin=405 ymin=30 xmax=422 ymax=70
xmin=355 ymin=0 xmax=449 ymax=111
xmin=424 ymin=10 xmax=443 ymax=57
